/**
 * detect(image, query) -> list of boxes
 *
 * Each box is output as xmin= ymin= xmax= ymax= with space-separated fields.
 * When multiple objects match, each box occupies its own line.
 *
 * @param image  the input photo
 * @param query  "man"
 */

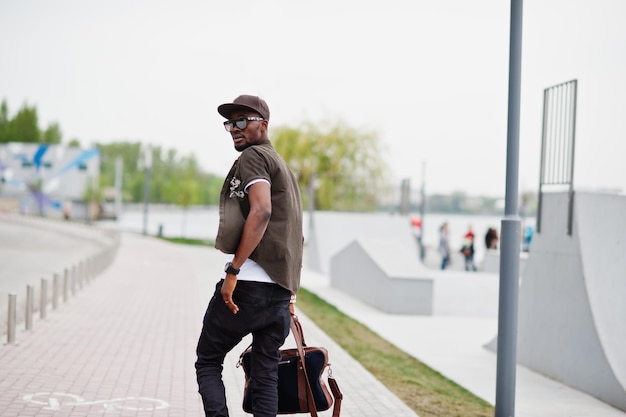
xmin=195 ymin=94 xmax=303 ymax=417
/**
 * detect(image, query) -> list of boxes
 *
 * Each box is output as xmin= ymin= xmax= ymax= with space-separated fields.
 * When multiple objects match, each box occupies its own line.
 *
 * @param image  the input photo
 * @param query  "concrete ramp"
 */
xmin=305 ymin=211 xmax=417 ymax=274
xmin=516 ymin=191 xmax=626 ymax=411
xmin=330 ymin=238 xmax=434 ymax=315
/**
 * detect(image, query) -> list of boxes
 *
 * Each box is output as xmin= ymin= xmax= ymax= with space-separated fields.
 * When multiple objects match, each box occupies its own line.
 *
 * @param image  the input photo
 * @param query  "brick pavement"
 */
xmin=0 ymin=232 xmax=418 ymax=417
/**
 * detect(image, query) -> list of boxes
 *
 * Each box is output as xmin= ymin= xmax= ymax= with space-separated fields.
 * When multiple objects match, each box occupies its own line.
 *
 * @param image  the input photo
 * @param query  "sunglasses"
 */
xmin=223 ymin=117 xmax=264 ymax=132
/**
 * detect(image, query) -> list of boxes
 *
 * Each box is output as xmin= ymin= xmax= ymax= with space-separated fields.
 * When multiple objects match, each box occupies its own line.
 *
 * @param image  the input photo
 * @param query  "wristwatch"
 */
xmin=224 ymin=262 xmax=240 ymax=276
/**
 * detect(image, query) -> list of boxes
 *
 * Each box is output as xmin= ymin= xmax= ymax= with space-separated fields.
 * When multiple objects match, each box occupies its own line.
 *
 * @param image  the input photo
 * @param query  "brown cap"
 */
xmin=217 ymin=95 xmax=270 ymax=120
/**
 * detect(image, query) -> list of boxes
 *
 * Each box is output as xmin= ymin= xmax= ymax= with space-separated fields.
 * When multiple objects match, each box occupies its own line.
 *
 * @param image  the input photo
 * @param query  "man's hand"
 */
xmin=221 ymin=274 xmax=239 ymax=314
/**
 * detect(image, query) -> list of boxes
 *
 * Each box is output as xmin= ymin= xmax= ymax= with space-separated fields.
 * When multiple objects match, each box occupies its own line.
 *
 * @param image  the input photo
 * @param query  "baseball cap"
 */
xmin=217 ymin=95 xmax=270 ymax=121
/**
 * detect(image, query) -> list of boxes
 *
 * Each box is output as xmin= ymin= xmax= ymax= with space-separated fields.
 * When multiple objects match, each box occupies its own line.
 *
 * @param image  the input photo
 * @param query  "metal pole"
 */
xmin=26 ymin=285 xmax=34 ymax=330
xmin=567 ymin=80 xmax=578 ymax=236
xmin=419 ymin=162 xmax=427 ymax=261
xmin=7 ymin=293 xmax=17 ymax=345
xmin=52 ymin=273 xmax=59 ymax=309
xmin=40 ymin=278 xmax=48 ymax=320
xmin=63 ymin=268 xmax=69 ymax=302
xmin=78 ymin=261 xmax=84 ymax=290
xmin=308 ymin=173 xmax=315 ymax=230
xmin=114 ymin=156 xmax=123 ymax=220
xmin=71 ymin=265 xmax=76 ymax=296
xmin=142 ymin=146 xmax=152 ymax=235
xmin=495 ymin=1 xmax=523 ymax=416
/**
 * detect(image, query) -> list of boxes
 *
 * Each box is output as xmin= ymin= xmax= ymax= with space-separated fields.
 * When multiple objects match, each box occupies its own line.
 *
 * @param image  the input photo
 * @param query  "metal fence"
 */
xmin=537 ymin=79 xmax=578 ymax=235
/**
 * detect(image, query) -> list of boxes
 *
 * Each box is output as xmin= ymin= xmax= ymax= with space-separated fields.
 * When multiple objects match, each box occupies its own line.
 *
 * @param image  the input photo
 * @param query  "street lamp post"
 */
xmin=142 ymin=146 xmax=152 ymax=236
xmin=495 ymin=1 xmax=523 ymax=416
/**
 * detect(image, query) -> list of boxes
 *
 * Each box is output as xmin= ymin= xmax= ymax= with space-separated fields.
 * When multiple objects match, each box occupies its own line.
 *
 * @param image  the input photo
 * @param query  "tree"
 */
xmin=0 ymin=99 xmax=9 ymax=143
xmin=95 ymin=141 xmax=223 ymax=206
xmin=67 ymin=138 xmax=82 ymax=147
xmin=272 ymin=120 xmax=389 ymax=211
xmin=83 ymin=176 xmax=104 ymax=222
xmin=8 ymin=103 xmax=40 ymax=142
xmin=42 ymin=122 xmax=62 ymax=144
xmin=168 ymin=156 xmax=202 ymax=236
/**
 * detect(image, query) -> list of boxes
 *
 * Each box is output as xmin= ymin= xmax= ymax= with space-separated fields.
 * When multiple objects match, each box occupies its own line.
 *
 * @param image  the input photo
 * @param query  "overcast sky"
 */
xmin=1 ymin=0 xmax=625 ymax=197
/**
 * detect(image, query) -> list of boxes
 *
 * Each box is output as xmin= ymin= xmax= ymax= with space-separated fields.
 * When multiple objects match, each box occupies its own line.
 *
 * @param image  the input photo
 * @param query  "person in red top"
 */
xmin=461 ymin=225 xmax=477 ymax=271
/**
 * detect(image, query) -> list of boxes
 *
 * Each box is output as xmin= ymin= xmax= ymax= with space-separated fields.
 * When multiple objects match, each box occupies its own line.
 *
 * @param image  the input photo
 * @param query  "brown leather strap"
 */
xmin=291 ymin=315 xmax=319 ymax=417
xmin=296 ymin=353 xmax=308 ymax=411
xmin=328 ymin=377 xmax=343 ymax=417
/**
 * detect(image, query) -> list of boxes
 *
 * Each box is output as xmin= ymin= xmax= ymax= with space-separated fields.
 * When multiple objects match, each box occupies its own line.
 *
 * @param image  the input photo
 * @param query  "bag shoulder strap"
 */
xmin=291 ymin=315 xmax=343 ymax=417
xmin=328 ymin=376 xmax=343 ymax=417
xmin=291 ymin=315 xmax=319 ymax=417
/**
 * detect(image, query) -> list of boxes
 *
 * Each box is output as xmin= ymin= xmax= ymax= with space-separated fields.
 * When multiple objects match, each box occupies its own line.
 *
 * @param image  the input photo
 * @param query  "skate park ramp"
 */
xmin=515 ymin=191 xmax=626 ymax=411
xmin=305 ymin=211 xmax=419 ymax=274
xmin=329 ymin=238 xmax=434 ymax=315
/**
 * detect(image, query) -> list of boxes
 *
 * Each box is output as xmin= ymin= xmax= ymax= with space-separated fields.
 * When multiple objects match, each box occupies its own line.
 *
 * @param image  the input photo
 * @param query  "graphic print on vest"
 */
xmin=229 ymin=177 xmax=244 ymax=199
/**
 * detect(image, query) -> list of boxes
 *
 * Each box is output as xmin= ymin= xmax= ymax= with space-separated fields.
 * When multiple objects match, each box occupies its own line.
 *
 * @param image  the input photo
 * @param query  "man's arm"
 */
xmin=221 ymin=181 xmax=272 ymax=314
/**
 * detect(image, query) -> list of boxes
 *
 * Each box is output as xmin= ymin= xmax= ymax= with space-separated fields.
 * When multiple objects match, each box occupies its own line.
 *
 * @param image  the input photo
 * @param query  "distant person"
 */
xmin=439 ymin=222 xmax=451 ymax=270
xmin=410 ymin=215 xmax=425 ymax=261
xmin=62 ymin=201 xmax=72 ymax=220
xmin=194 ymin=95 xmax=304 ymax=417
xmin=485 ymin=227 xmax=499 ymax=250
xmin=522 ymin=225 xmax=534 ymax=252
xmin=461 ymin=226 xmax=477 ymax=271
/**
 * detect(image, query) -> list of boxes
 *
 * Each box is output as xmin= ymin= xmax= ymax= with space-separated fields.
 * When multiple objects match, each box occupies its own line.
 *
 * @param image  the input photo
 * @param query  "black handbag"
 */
xmin=238 ymin=315 xmax=343 ymax=416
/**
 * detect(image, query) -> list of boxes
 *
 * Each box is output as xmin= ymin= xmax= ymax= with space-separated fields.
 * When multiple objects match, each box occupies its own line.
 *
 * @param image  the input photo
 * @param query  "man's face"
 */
xmin=227 ymin=110 xmax=267 ymax=152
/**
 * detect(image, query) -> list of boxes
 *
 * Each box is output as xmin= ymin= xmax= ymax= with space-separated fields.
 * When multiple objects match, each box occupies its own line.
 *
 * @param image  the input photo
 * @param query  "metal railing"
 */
xmin=537 ymin=79 xmax=578 ymax=235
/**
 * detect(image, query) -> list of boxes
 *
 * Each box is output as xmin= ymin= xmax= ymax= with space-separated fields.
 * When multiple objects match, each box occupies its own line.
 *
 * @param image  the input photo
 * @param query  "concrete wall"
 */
xmin=515 ymin=191 xmax=626 ymax=411
xmin=329 ymin=238 xmax=433 ymax=315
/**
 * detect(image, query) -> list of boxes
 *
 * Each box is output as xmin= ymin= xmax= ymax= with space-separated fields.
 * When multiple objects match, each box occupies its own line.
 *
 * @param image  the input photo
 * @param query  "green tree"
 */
xmin=198 ymin=172 xmax=222 ymax=205
xmin=169 ymin=156 xmax=202 ymax=236
xmin=67 ymin=138 xmax=82 ymax=148
xmin=96 ymin=141 xmax=223 ymax=206
xmin=83 ymin=176 xmax=104 ymax=221
xmin=8 ymin=103 xmax=40 ymax=143
xmin=273 ymin=120 xmax=389 ymax=211
xmin=42 ymin=122 xmax=62 ymax=144
xmin=0 ymin=99 xmax=9 ymax=143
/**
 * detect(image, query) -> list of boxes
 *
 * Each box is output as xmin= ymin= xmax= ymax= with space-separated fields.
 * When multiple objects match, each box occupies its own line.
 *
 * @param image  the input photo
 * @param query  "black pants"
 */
xmin=195 ymin=280 xmax=291 ymax=417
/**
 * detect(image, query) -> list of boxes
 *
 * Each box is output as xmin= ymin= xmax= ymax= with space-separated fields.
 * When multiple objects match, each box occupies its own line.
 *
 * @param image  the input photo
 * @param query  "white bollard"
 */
xmin=26 ymin=285 xmax=34 ymax=330
xmin=63 ymin=268 xmax=69 ymax=302
xmin=71 ymin=265 xmax=76 ymax=296
xmin=52 ymin=273 xmax=59 ymax=309
xmin=78 ymin=261 xmax=83 ymax=290
xmin=40 ymin=278 xmax=48 ymax=320
xmin=7 ymin=293 xmax=16 ymax=345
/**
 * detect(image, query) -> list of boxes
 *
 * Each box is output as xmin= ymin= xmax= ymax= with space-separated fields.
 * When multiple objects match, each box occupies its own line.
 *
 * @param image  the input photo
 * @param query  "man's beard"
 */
xmin=235 ymin=142 xmax=252 ymax=152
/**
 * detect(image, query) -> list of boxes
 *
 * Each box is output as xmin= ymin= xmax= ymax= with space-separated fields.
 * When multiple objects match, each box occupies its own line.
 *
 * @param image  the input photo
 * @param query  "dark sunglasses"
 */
xmin=223 ymin=117 xmax=264 ymax=132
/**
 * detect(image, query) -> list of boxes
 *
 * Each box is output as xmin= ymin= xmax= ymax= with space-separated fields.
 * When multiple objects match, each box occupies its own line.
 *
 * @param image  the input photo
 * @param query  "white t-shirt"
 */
xmin=222 ymin=177 xmax=274 ymax=284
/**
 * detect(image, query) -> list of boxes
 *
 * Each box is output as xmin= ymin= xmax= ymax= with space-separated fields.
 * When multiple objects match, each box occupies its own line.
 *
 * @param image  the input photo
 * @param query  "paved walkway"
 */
xmin=0 ymin=232 xmax=416 ymax=417
xmin=2 ymin=225 xmax=625 ymax=416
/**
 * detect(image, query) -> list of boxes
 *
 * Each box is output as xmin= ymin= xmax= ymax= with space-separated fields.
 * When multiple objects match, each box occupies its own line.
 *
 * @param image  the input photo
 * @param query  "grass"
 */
xmin=157 ymin=236 xmax=214 ymax=247
xmin=165 ymin=237 xmax=494 ymax=416
xmin=296 ymin=288 xmax=495 ymax=417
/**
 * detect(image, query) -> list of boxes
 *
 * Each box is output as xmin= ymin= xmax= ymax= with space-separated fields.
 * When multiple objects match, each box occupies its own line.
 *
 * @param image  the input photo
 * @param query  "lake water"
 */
xmin=97 ymin=206 xmax=535 ymax=265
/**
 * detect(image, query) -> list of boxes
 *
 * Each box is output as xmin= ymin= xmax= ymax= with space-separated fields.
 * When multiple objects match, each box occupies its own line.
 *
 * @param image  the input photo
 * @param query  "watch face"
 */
xmin=225 ymin=262 xmax=239 ymax=275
